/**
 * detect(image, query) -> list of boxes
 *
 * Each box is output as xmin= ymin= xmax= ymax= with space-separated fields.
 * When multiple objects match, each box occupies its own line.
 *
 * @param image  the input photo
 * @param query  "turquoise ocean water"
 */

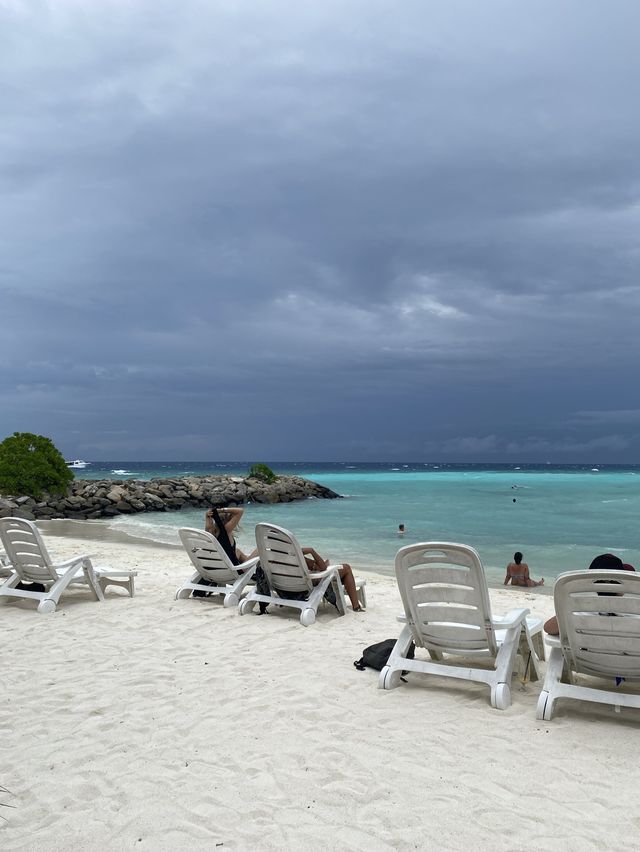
xmin=72 ymin=462 xmax=640 ymax=585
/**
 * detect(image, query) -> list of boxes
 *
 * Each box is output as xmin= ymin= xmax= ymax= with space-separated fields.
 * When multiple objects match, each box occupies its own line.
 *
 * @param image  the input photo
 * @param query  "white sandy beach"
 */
xmin=2 ymin=528 xmax=640 ymax=851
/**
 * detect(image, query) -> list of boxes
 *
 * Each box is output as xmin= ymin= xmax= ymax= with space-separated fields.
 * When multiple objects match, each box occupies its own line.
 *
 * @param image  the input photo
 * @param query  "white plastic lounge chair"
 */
xmin=175 ymin=527 xmax=259 ymax=607
xmin=0 ymin=517 xmax=136 ymax=614
xmin=537 ymin=570 xmax=640 ymax=720
xmin=380 ymin=542 xmax=545 ymax=709
xmin=0 ymin=549 xmax=12 ymax=578
xmin=239 ymin=522 xmax=366 ymax=626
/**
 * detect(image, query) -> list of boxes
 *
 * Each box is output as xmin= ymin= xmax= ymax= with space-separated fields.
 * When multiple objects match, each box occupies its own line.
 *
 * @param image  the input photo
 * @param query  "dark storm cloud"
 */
xmin=1 ymin=0 xmax=639 ymax=460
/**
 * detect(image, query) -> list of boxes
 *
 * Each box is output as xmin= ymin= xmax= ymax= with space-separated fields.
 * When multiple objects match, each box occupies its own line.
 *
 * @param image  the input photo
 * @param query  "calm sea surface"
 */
xmin=72 ymin=462 xmax=640 ymax=584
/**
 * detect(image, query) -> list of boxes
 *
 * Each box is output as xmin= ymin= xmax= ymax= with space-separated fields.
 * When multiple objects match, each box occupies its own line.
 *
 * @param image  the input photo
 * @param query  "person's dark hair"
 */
xmin=589 ymin=553 xmax=634 ymax=596
xmin=589 ymin=553 xmax=624 ymax=571
xmin=210 ymin=507 xmax=239 ymax=566
xmin=513 ymin=552 xmax=523 ymax=564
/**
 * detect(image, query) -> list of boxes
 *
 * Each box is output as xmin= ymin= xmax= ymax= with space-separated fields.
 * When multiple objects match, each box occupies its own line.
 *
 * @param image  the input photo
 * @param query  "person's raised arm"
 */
xmin=302 ymin=547 xmax=328 ymax=571
xmin=220 ymin=507 xmax=244 ymax=535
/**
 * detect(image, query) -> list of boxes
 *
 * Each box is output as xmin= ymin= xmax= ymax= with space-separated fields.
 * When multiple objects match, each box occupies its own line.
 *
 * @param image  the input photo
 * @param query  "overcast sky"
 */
xmin=2 ymin=1 xmax=639 ymax=462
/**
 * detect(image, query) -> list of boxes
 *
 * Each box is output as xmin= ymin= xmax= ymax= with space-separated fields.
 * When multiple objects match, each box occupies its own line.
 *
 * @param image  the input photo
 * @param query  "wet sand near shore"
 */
xmin=38 ymin=518 xmax=181 ymax=550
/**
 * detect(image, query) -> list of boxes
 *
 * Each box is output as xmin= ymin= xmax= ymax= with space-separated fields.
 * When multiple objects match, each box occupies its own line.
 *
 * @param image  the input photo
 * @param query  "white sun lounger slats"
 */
xmin=239 ymin=523 xmax=341 ymax=626
xmin=380 ymin=542 xmax=544 ymax=709
xmin=537 ymin=570 xmax=640 ymax=720
xmin=409 ymin=584 xmax=480 ymax=606
xmin=570 ymin=613 xmax=640 ymax=634
xmin=239 ymin=522 xmax=366 ymax=626
xmin=175 ymin=527 xmax=259 ymax=607
xmin=0 ymin=517 xmax=136 ymax=614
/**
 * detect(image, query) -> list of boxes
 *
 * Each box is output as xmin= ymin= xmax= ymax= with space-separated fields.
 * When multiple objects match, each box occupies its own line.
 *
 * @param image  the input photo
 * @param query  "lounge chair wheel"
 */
xmin=239 ymin=599 xmax=255 ymax=615
xmin=224 ymin=593 xmax=239 ymax=608
xmin=536 ymin=690 xmax=552 ymax=721
xmin=379 ymin=665 xmax=402 ymax=690
xmin=175 ymin=588 xmax=191 ymax=600
xmin=37 ymin=599 xmax=57 ymax=614
xmin=491 ymin=683 xmax=510 ymax=710
xmin=300 ymin=608 xmax=316 ymax=627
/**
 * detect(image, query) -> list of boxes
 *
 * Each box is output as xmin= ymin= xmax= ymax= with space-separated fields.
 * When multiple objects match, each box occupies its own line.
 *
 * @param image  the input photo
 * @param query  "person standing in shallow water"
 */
xmin=504 ymin=552 xmax=544 ymax=587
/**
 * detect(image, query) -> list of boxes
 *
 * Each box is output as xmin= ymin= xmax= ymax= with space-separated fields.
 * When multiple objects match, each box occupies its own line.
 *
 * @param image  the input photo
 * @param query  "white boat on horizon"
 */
xmin=67 ymin=459 xmax=90 ymax=469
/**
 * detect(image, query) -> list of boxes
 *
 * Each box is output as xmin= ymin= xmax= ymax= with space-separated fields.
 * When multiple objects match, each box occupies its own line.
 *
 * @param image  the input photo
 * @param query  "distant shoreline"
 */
xmin=37 ymin=516 xmax=553 ymax=594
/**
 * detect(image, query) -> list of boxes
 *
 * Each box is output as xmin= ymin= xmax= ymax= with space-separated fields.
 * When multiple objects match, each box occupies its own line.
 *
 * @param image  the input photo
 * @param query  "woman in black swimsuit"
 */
xmin=205 ymin=507 xmax=256 ymax=563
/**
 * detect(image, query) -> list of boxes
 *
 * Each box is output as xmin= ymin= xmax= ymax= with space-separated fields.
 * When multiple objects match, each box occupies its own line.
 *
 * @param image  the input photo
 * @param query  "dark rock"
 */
xmin=13 ymin=508 xmax=36 ymax=520
xmin=2 ymin=474 xmax=340 ymax=520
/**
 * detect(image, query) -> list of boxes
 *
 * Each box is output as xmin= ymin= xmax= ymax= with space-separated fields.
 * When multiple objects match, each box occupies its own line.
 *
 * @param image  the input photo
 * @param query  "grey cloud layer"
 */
xmin=1 ymin=0 xmax=639 ymax=459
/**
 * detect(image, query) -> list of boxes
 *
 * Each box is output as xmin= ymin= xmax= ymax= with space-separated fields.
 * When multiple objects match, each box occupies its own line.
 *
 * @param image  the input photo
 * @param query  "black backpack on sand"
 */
xmin=354 ymin=638 xmax=415 ymax=672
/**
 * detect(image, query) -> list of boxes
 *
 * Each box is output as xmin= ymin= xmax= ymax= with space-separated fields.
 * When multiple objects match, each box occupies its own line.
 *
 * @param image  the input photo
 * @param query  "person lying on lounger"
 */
xmin=302 ymin=546 xmax=364 ymax=612
xmin=504 ymin=552 xmax=544 ymax=587
xmin=544 ymin=553 xmax=636 ymax=635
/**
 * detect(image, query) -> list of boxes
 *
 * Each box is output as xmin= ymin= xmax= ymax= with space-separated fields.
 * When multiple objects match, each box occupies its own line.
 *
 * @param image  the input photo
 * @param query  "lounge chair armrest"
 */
xmin=308 ymin=565 xmax=340 ymax=581
xmin=55 ymin=554 xmax=93 ymax=571
xmin=239 ymin=556 xmax=260 ymax=573
xmin=396 ymin=614 xmax=408 ymax=623
xmin=492 ymin=608 xmax=530 ymax=629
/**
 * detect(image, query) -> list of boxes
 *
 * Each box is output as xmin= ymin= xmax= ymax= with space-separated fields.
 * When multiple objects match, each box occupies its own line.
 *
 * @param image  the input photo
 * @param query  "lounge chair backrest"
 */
xmin=555 ymin=570 xmax=640 ymax=681
xmin=255 ymin=523 xmax=314 ymax=596
xmin=178 ymin=528 xmax=239 ymax=585
xmin=0 ymin=517 xmax=60 ymax=584
xmin=395 ymin=542 xmax=497 ymax=656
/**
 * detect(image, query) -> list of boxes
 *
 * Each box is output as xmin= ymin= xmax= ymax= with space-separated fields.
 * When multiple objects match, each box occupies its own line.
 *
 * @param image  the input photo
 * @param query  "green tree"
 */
xmin=248 ymin=462 xmax=278 ymax=484
xmin=0 ymin=432 xmax=74 ymax=498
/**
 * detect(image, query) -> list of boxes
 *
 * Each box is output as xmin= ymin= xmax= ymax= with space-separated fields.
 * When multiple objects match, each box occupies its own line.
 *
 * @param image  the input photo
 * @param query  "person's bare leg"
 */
xmin=338 ymin=564 xmax=362 ymax=610
xmin=544 ymin=615 xmax=559 ymax=635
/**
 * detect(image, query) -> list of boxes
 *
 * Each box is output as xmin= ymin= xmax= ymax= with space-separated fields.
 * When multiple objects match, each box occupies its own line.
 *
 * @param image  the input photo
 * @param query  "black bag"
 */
xmin=353 ymin=638 xmax=415 ymax=672
xmin=254 ymin=564 xmax=270 ymax=614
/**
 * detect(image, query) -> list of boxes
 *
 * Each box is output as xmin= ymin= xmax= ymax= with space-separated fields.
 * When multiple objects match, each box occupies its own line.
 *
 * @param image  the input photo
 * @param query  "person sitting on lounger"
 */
xmin=302 ymin=546 xmax=364 ymax=612
xmin=504 ymin=552 xmax=544 ymax=587
xmin=205 ymin=506 xmax=257 ymax=564
xmin=544 ymin=553 xmax=636 ymax=635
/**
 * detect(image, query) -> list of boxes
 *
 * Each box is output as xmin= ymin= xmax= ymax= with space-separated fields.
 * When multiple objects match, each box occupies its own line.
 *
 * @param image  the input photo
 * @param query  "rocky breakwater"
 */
xmin=0 ymin=475 xmax=341 ymax=522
